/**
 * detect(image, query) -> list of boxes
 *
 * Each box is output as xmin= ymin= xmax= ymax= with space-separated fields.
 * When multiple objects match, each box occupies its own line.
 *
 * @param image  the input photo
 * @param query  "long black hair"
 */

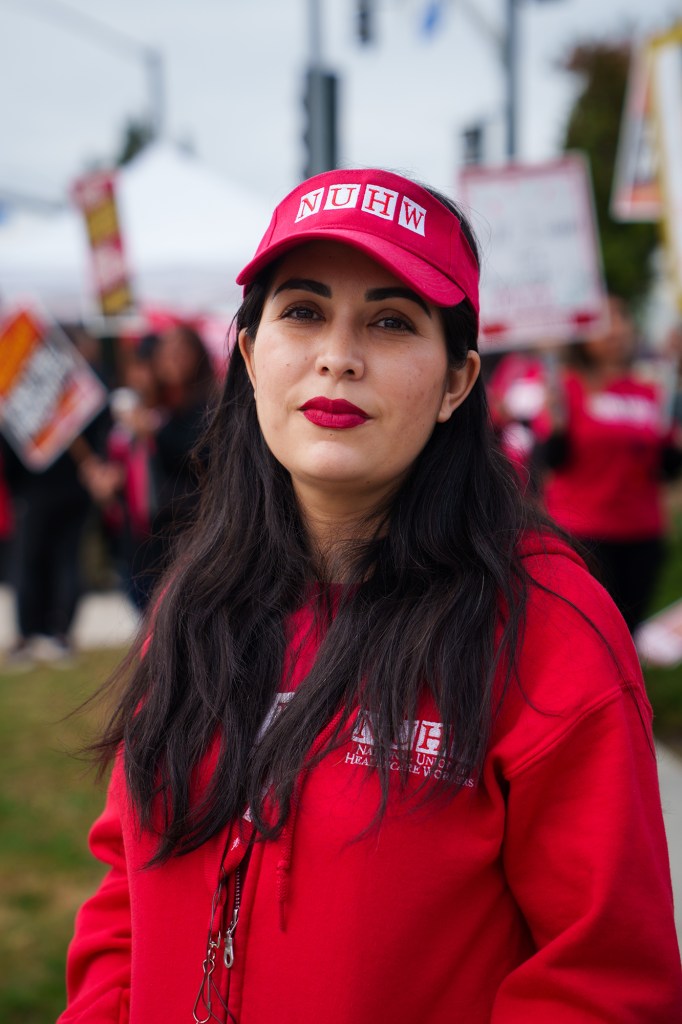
xmin=92 ymin=187 xmax=553 ymax=864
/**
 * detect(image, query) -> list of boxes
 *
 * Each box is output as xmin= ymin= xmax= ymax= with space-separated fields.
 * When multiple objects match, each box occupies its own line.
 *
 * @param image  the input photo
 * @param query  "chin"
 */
xmin=297 ymin=462 xmax=372 ymax=486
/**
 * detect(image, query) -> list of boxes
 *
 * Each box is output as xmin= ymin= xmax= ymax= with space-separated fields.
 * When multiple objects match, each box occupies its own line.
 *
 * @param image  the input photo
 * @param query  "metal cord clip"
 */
xmin=192 ymin=933 xmax=221 ymax=1024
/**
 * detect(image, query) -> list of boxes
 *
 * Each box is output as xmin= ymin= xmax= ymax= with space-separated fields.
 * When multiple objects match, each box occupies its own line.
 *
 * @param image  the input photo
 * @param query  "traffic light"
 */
xmin=302 ymin=68 xmax=338 ymax=180
xmin=461 ymin=123 xmax=485 ymax=166
xmin=357 ymin=0 xmax=373 ymax=45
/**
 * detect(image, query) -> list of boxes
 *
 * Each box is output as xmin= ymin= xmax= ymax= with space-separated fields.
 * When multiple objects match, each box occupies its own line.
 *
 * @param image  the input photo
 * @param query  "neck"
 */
xmin=293 ymin=480 xmax=390 ymax=580
xmin=586 ymin=360 xmax=629 ymax=386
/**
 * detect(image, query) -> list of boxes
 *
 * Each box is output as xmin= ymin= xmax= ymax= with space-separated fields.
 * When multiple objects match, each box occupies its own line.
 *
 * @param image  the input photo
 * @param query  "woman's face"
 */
xmin=583 ymin=296 xmax=636 ymax=367
xmin=239 ymin=241 xmax=479 ymax=511
xmin=154 ymin=326 xmax=200 ymax=388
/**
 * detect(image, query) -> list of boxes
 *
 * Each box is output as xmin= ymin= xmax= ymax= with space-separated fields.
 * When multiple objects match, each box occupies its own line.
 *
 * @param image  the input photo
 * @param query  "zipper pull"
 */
xmin=223 ymin=931 xmax=234 ymax=970
xmin=223 ymin=906 xmax=239 ymax=969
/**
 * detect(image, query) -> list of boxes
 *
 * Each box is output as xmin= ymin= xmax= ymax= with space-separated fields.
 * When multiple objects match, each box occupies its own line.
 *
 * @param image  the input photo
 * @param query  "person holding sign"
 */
xmin=535 ymin=295 xmax=682 ymax=633
xmin=60 ymin=171 xmax=681 ymax=1024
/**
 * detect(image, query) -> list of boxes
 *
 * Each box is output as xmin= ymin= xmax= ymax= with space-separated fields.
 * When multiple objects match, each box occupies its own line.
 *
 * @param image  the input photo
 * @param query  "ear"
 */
xmin=436 ymin=350 xmax=481 ymax=423
xmin=238 ymin=328 xmax=257 ymax=389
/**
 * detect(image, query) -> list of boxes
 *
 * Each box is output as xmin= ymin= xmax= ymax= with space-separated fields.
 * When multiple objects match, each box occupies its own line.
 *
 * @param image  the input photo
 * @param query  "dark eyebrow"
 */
xmin=273 ymin=278 xmax=331 ymax=298
xmin=364 ymin=286 xmax=432 ymax=318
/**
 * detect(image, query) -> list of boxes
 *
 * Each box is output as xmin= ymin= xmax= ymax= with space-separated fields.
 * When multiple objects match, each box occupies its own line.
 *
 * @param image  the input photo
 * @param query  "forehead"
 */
xmin=268 ymin=240 xmax=410 ymax=294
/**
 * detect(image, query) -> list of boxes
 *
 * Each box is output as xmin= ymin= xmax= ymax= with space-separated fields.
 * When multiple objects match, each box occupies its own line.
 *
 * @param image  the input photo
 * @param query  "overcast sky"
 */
xmin=1 ymin=0 xmax=681 ymax=208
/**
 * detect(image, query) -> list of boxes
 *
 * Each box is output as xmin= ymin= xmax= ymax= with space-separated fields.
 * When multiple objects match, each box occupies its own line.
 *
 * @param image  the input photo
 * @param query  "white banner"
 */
xmin=611 ymin=42 xmax=662 ymax=222
xmin=650 ymin=23 xmax=682 ymax=310
xmin=459 ymin=155 xmax=609 ymax=350
xmin=636 ymin=598 xmax=682 ymax=668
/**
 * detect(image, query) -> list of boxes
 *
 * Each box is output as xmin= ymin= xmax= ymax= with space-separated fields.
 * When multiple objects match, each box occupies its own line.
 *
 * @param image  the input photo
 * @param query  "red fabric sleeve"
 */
xmin=58 ymin=758 xmax=131 ymax=1023
xmin=491 ymin=687 xmax=682 ymax=1022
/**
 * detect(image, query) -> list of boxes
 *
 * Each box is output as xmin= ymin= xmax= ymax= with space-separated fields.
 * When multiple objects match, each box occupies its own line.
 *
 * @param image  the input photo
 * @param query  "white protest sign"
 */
xmin=459 ymin=156 xmax=608 ymax=350
xmin=611 ymin=42 xmax=662 ymax=222
xmin=650 ymin=23 xmax=682 ymax=310
xmin=636 ymin=598 xmax=682 ymax=668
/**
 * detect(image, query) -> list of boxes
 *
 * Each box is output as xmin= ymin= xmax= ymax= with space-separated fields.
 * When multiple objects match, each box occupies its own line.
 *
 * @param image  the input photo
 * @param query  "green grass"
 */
xmin=0 ymin=649 xmax=124 ymax=1024
xmin=1 ymin=528 xmax=681 ymax=1022
xmin=641 ymin=510 xmax=682 ymax=750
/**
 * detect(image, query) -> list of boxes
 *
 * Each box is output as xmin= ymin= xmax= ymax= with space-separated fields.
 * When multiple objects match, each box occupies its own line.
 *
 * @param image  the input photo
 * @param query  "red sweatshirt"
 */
xmin=59 ymin=538 xmax=682 ymax=1023
xmin=540 ymin=372 xmax=670 ymax=541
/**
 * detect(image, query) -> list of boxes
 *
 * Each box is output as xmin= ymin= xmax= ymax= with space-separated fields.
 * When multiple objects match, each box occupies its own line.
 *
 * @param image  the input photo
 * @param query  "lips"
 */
xmin=299 ymin=396 xmax=370 ymax=429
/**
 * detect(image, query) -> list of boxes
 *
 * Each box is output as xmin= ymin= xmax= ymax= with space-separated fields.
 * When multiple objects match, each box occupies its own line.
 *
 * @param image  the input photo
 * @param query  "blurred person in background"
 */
xmin=1 ymin=328 xmax=111 ymax=668
xmin=485 ymin=348 xmax=547 ymax=495
xmin=113 ymin=322 xmax=218 ymax=604
xmin=98 ymin=333 xmax=161 ymax=611
xmin=87 ymin=324 xmax=217 ymax=609
xmin=535 ymin=294 xmax=682 ymax=632
xmin=143 ymin=321 xmax=218 ymax=593
xmin=149 ymin=322 xmax=217 ymax=529
xmin=0 ymin=445 xmax=14 ymax=580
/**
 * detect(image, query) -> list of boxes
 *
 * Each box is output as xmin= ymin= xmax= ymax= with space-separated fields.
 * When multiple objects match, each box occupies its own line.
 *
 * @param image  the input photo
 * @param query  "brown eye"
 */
xmin=374 ymin=314 xmax=414 ymax=332
xmin=282 ymin=305 xmax=320 ymax=321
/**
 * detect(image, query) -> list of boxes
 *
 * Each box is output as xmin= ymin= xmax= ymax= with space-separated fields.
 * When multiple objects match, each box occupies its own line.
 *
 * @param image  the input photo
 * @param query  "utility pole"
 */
xmin=356 ymin=0 xmax=374 ymax=45
xmin=458 ymin=0 xmax=564 ymax=162
xmin=144 ymin=47 xmax=165 ymax=140
xmin=504 ymin=0 xmax=519 ymax=160
xmin=302 ymin=0 xmax=338 ymax=179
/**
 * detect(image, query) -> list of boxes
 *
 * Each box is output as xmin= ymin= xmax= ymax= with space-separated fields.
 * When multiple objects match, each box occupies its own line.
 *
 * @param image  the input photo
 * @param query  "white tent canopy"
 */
xmin=0 ymin=143 xmax=273 ymax=320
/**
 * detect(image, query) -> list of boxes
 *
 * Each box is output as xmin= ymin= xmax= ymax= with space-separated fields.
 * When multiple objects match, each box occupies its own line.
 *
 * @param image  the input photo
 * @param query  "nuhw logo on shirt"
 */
xmin=587 ymin=392 xmax=660 ymax=429
xmin=347 ymin=711 xmax=475 ymax=786
xmin=295 ymin=183 xmax=427 ymax=236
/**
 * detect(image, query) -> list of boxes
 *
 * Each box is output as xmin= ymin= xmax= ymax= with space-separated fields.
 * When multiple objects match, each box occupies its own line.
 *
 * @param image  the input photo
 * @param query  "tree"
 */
xmin=562 ymin=42 xmax=658 ymax=306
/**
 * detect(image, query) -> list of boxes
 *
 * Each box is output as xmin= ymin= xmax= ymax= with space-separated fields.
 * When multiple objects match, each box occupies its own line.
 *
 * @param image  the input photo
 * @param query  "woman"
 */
xmin=129 ymin=322 xmax=217 ymax=606
xmin=60 ymin=170 xmax=681 ymax=1023
xmin=100 ymin=332 xmax=162 ymax=610
xmin=535 ymin=295 xmax=682 ymax=632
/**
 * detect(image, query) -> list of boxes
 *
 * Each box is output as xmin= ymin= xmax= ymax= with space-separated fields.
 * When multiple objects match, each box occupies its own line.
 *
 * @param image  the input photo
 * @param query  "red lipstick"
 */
xmin=300 ymin=397 xmax=370 ymax=429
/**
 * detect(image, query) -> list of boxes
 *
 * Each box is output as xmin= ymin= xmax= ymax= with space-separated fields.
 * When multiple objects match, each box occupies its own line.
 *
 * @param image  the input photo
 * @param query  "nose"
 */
xmin=314 ymin=328 xmax=365 ymax=379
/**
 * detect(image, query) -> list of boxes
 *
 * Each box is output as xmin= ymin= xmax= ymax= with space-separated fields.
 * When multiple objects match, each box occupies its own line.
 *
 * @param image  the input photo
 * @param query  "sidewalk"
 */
xmin=0 ymin=583 xmax=139 ymax=652
xmin=657 ymin=743 xmax=682 ymax=940
xmin=1 ymin=584 xmax=681 ymax=938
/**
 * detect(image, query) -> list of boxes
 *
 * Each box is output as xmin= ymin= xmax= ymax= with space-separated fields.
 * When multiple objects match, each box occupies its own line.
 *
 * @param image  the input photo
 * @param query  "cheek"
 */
xmin=388 ymin=356 xmax=449 ymax=428
xmin=252 ymin=344 xmax=306 ymax=424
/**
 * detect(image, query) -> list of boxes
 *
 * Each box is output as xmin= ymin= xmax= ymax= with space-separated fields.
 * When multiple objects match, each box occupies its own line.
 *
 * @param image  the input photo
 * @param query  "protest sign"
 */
xmin=649 ymin=23 xmax=682 ymax=310
xmin=459 ymin=155 xmax=608 ymax=350
xmin=71 ymin=170 xmax=134 ymax=316
xmin=611 ymin=42 xmax=662 ymax=222
xmin=0 ymin=308 xmax=107 ymax=470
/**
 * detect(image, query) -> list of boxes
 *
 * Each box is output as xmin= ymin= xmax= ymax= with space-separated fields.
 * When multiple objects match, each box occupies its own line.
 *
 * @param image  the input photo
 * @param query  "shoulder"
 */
xmin=519 ymin=536 xmax=640 ymax=686
xmin=520 ymin=534 xmax=623 ymax=627
xmin=491 ymin=536 xmax=650 ymax=770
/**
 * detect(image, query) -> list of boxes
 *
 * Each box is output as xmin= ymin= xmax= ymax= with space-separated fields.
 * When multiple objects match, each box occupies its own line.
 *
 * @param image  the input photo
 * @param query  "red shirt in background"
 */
xmin=486 ymin=354 xmax=547 ymax=486
xmin=540 ymin=371 xmax=669 ymax=541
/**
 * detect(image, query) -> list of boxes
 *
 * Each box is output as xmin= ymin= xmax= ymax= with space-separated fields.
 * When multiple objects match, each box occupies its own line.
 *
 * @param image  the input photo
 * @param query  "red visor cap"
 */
xmin=236 ymin=169 xmax=479 ymax=318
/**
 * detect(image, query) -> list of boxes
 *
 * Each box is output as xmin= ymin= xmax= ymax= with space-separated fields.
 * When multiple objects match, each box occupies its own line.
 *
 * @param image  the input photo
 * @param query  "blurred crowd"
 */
xmin=486 ymin=294 xmax=682 ymax=635
xmin=0 ymin=294 xmax=681 ymax=669
xmin=0 ymin=318 xmax=220 ymax=668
